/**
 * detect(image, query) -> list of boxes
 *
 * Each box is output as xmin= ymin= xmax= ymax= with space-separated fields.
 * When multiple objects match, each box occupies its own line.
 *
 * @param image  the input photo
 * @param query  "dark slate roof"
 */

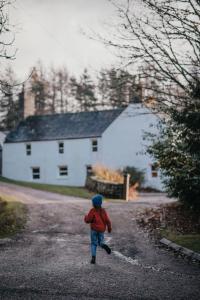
xmin=5 ymin=108 xmax=124 ymax=143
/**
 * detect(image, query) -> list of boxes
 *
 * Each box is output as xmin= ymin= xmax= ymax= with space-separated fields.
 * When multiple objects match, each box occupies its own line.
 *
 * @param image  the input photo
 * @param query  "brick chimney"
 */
xmin=19 ymin=83 xmax=35 ymax=119
xmin=24 ymin=86 xmax=35 ymax=118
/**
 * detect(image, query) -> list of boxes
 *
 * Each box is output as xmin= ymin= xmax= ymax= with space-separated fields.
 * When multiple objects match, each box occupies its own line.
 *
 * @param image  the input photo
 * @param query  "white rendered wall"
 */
xmin=2 ymin=104 xmax=164 ymax=189
xmin=2 ymin=138 xmax=102 ymax=186
xmin=101 ymin=104 xmax=163 ymax=190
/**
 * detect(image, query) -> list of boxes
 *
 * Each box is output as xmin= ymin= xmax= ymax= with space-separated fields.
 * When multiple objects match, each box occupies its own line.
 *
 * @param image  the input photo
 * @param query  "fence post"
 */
xmin=123 ymin=173 xmax=130 ymax=201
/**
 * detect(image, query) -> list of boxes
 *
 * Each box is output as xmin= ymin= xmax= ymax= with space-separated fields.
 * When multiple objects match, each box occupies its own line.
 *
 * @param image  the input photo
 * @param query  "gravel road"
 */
xmin=0 ymin=182 xmax=199 ymax=300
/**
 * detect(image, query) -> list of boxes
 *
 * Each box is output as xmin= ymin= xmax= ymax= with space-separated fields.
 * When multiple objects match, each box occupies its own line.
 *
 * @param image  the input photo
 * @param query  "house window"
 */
xmin=32 ymin=167 xmax=40 ymax=179
xmin=59 ymin=166 xmax=68 ymax=176
xmin=58 ymin=142 xmax=64 ymax=154
xmin=26 ymin=144 xmax=31 ymax=156
xmin=86 ymin=165 xmax=92 ymax=176
xmin=92 ymin=139 xmax=98 ymax=152
xmin=151 ymin=163 xmax=159 ymax=178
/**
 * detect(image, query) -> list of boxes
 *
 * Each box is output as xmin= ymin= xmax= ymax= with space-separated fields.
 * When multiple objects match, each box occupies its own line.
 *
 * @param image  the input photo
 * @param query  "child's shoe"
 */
xmin=90 ymin=256 xmax=96 ymax=264
xmin=102 ymin=244 xmax=111 ymax=254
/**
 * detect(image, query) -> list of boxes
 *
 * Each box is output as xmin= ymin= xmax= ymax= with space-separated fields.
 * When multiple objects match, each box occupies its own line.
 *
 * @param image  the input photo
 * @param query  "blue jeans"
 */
xmin=90 ymin=230 xmax=104 ymax=257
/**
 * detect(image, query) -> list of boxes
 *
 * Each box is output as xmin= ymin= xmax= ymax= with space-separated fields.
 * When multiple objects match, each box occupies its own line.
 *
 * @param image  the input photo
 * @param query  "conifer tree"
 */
xmin=0 ymin=66 xmax=21 ymax=130
xmin=30 ymin=65 xmax=48 ymax=115
xmin=76 ymin=69 xmax=97 ymax=111
xmin=98 ymin=68 xmax=139 ymax=108
xmin=55 ymin=67 xmax=70 ymax=113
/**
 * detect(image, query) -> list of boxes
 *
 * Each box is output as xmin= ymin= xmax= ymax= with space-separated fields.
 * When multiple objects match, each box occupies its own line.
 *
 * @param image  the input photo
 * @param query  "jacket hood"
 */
xmin=92 ymin=194 xmax=103 ymax=207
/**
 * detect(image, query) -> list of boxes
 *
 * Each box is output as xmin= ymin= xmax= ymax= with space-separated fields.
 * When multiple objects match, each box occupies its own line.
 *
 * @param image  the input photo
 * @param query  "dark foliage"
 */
xmin=123 ymin=166 xmax=145 ymax=187
xmin=148 ymin=96 xmax=200 ymax=211
xmin=104 ymin=0 xmax=200 ymax=210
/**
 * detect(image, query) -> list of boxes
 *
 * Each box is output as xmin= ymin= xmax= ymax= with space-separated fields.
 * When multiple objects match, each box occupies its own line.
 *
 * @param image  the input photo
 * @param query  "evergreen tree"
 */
xmin=148 ymin=88 xmax=200 ymax=210
xmin=97 ymin=69 xmax=110 ymax=108
xmin=69 ymin=76 xmax=80 ymax=112
xmin=55 ymin=67 xmax=70 ymax=113
xmin=0 ymin=66 xmax=21 ymax=130
xmin=98 ymin=68 xmax=139 ymax=108
xmin=30 ymin=64 xmax=49 ymax=115
xmin=75 ymin=69 xmax=97 ymax=111
xmin=31 ymin=64 xmax=72 ymax=114
xmin=48 ymin=66 xmax=57 ymax=114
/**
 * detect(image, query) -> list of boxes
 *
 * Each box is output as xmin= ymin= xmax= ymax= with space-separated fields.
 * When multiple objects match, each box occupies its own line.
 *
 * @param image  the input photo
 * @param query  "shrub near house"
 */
xmin=123 ymin=166 xmax=145 ymax=187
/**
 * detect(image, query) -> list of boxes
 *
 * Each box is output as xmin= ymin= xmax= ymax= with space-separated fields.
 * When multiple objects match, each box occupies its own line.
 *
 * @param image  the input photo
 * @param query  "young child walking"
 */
xmin=84 ymin=194 xmax=112 ymax=264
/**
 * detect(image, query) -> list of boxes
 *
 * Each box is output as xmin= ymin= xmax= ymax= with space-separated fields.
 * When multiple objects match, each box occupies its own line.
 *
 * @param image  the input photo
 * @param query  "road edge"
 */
xmin=160 ymin=237 xmax=200 ymax=263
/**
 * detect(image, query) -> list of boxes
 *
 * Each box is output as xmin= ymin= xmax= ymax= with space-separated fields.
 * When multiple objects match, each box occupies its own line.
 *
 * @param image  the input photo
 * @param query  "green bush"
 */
xmin=123 ymin=166 xmax=145 ymax=187
xmin=147 ymin=96 xmax=200 ymax=211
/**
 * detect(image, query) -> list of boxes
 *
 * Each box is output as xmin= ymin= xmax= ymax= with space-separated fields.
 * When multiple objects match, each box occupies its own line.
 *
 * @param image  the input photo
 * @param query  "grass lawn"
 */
xmin=0 ymin=194 xmax=27 ymax=238
xmin=0 ymin=176 xmax=95 ymax=199
xmin=160 ymin=229 xmax=200 ymax=253
xmin=0 ymin=177 xmax=125 ymax=202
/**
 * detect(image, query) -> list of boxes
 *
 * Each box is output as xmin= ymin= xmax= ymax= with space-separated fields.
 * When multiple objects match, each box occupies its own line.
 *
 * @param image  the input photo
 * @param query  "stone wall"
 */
xmin=86 ymin=176 xmax=124 ymax=199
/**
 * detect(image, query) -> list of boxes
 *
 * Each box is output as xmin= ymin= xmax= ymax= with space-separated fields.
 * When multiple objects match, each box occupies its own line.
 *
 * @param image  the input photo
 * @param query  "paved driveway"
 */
xmin=0 ymin=182 xmax=199 ymax=300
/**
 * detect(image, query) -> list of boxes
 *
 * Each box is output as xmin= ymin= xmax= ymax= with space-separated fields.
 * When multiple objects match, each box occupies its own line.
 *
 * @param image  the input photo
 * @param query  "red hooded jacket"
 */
xmin=84 ymin=208 xmax=112 ymax=233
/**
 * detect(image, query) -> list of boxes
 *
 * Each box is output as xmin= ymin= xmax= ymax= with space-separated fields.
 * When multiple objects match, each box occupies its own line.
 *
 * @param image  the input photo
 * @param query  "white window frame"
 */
xmin=26 ymin=143 xmax=31 ymax=156
xmin=32 ymin=167 xmax=40 ymax=180
xmin=58 ymin=165 xmax=68 ymax=177
xmin=91 ymin=139 xmax=98 ymax=152
xmin=58 ymin=141 xmax=64 ymax=154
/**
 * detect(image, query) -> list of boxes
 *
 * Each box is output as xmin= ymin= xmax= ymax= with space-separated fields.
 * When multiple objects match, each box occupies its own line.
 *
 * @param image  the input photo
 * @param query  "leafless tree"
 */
xmin=101 ymin=1 xmax=200 ymax=209
xmin=101 ymin=0 xmax=200 ymax=111
xmin=0 ymin=0 xmax=15 ymax=60
xmin=0 ymin=0 xmax=17 ymax=92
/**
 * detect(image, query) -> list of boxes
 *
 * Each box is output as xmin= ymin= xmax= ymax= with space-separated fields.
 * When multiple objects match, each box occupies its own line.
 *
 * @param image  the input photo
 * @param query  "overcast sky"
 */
xmin=8 ymin=0 xmax=118 ymax=80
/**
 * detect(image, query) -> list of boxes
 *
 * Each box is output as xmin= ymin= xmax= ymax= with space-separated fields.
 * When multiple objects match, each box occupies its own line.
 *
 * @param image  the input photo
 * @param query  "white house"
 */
xmin=2 ymin=103 xmax=163 ymax=190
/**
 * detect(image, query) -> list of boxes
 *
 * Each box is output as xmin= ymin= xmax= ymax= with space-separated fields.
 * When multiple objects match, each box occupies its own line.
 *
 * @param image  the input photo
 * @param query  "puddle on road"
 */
xmin=105 ymin=236 xmax=162 ymax=273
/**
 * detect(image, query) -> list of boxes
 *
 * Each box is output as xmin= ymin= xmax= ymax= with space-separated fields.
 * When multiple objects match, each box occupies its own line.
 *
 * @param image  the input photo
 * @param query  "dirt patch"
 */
xmin=136 ymin=202 xmax=200 ymax=253
xmin=137 ymin=202 xmax=200 ymax=235
xmin=0 ymin=195 xmax=27 ymax=238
